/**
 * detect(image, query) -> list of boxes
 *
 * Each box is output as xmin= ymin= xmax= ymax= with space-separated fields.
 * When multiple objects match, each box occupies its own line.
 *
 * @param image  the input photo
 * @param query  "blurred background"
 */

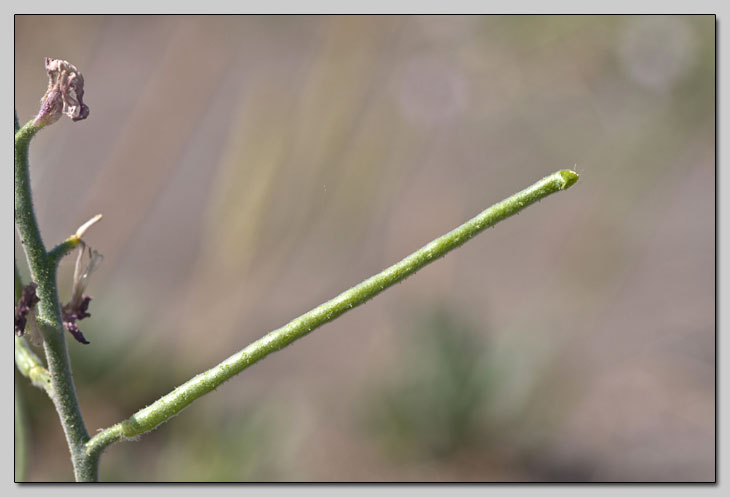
xmin=14 ymin=15 xmax=714 ymax=482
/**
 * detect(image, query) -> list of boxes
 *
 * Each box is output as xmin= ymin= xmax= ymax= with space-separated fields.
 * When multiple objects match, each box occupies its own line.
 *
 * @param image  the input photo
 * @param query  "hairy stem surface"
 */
xmin=86 ymin=169 xmax=578 ymax=461
xmin=15 ymin=121 xmax=94 ymax=481
xmin=15 ymin=376 xmax=28 ymax=482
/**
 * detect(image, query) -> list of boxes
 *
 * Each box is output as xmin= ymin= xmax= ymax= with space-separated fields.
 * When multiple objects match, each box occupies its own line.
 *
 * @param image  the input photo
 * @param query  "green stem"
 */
xmin=15 ymin=259 xmax=33 ymax=482
xmin=15 ymin=260 xmax=53 ymax=395
xmin=48 ymin=236 xmax=83 ymax=269
xmin=15 ymin=376 xmax=28 ymax=482
xmin=15 ymin=124 xmax=48 ymax=273
xmin=14 ymin=258 xmax=23 ymax=301
xmin=49 ymin=214 xmax=102 ymax=269
xmin=15 ymin=336 xmax=53 ymax=395
xmin=86 ymin=169 xmax=579 ymax=460
xmin=15 ymin=120 xmax=95 ymax=481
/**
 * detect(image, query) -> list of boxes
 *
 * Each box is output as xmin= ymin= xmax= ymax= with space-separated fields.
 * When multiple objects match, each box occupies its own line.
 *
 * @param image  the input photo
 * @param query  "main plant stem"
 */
xmin=15 ymin=121 xmax=96 ymax=481
xmin=86 ymin=169 xmax=579 ymax=463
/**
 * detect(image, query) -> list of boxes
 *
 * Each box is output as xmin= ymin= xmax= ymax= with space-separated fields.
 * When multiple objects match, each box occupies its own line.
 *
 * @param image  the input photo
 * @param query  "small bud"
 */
xmin=15 ymin=283 xmax=40 ymax=337
xmin=33 ymin=58 xmax=89 ymax=127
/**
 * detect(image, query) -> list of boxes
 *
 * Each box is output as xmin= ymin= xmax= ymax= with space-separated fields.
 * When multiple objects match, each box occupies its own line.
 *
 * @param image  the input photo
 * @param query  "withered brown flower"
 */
xmin=33 ymin=58 xmax=89 ymax=126
xmin=15 ymin=283 xmax=40 ymax=337
xmin=61 ymin=245 xmax=103 ymax=345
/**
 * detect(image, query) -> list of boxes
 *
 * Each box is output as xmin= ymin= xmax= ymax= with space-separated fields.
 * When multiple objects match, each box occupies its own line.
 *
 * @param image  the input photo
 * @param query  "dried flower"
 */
xmin=62 ymin=295 xmax=92 ymax=345
xmin=15 ymin=283 xmax=40 ymax=337
xmin=62 ymin=245 xmax=102 ymax=344
xmin=33 ymin=58 xmax=89 ymax=127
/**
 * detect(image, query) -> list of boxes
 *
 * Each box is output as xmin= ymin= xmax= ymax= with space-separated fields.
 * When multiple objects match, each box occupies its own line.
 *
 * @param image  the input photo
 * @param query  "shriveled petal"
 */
xmin=14 ymin=283 xmax=40 ymax=337
xmin=62 ymin=295 xmax=92 ymax=345
xmin=34 ymin=58 xmax=89 ymax=126
xmin=71 ymin=246 xmax=103 ymax=306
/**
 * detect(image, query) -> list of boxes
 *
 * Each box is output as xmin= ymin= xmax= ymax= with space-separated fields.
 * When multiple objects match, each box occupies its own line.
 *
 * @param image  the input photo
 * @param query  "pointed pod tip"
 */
xmin=559 ymin=169 xmax=579 ymax=189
